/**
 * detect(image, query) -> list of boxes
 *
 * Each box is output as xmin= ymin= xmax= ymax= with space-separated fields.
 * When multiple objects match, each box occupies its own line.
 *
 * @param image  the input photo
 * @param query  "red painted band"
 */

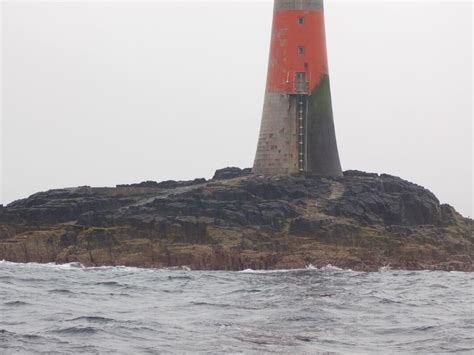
xmin=266 ymin=10 xmax=329 ymax=94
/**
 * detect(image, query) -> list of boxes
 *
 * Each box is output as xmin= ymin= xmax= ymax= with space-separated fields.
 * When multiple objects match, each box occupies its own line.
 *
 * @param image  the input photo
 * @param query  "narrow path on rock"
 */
xmin=125 ymin=183 xmax=209 ymax=209
xmin=293 ymin=180 xmax=346 ymax=221
xmin=123 ymin=176 xmax=254 ymax=210
xmin=328 ymin=181 xmax=345 ymax=200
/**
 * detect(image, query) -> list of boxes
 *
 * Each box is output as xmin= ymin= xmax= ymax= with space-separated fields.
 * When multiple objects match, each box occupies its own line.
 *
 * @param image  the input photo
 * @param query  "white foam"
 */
xmin=320 ymin=264 xmax=344 ymax=271
xmin=1 ymin=260 xmax=356 ymax=274
xmin=238 ymin=264 xmax=352 ymax=274
xmin=0 ymin=260 xmax=193 ymax=273
xmin=240 ymin=268 xmax=258 ymax=273
xmin=378 ymin=266 xmax=393 ymax=272
xmin=306 ymin=263 xmax=317 ymax=270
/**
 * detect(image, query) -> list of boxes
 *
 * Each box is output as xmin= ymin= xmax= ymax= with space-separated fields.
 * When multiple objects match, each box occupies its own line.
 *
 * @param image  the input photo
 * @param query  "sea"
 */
xmin=0 ymin=261 xmax=472 ymax=354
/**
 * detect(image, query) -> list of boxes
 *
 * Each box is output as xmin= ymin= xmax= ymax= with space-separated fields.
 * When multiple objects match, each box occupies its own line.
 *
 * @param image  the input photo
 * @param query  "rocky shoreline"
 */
xmin=0 ymin=168 xmax=472 ymax=271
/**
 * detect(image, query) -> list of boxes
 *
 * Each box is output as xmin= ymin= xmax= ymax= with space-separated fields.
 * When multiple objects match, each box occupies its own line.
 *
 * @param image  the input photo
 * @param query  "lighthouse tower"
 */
xmin=253 ymin=0 xmax=343 ymax=176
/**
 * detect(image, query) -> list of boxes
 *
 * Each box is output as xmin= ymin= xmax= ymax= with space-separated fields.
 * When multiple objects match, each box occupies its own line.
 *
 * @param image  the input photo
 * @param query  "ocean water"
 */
xmin=0 ymin=261 xmax=472 ymax=354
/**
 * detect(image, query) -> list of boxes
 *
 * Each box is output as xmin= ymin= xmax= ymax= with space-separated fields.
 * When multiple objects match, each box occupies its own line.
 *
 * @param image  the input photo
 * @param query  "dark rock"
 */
xmin=440 ymin=204 xmax=459 ymax=225
xmin=326 ymin=174 xmax=444 ymax=227
xmin=212 ymin=167 xmax=252 ymax=180
xmin=344 ymin=170 xmax=379 ymax=178
xmin=241 ymin=179 xmax=289 ymax=200
xmin=290 ymin=217 xmax=331 ymax=234
xmin=60 ymin=231 xmax=78 ymax=247
xmin=0 ymin=169 xmax=471 ymax=271
xmin=386 ymin=225 xmax=416 ymax=237
xmin=121 ymin=181 xmax=160 ymax=188
xmin=118 ymin=178 xmax=207 ymax=189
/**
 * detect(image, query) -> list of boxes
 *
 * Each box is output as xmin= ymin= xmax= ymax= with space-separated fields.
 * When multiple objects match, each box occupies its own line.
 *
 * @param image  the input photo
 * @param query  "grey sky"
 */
xmin=1 ymin=1 xmax=472 ymax=217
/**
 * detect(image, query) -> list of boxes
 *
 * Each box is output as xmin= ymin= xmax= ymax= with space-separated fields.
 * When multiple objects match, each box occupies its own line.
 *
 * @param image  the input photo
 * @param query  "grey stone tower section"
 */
xmin=252 ymin=0 xmax=343 ymax=177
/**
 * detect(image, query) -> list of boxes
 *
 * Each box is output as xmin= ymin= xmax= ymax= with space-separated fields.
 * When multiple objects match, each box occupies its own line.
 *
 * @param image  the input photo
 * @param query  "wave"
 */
xmin=0 ymin=329 xmax=15 ymax=338
xmin=0 ymin=260 xmax=193 ymax=273
xmin=238 ymin=264 xmax=351 ymax=274
xmin=0 ymin=261 xmax=150 ymax=273
xmin=163 ymin=266 xmax=192 ymax=271
xmin=239 ymin=267 xmax=307 ymax=274
xmin=167 ymin=275 xmax=192 ymax=280
xmin=51 ymin=326 xmax=101 ymax=336
xmin=227 ymin=288 xmax=262 ymax=294
xmin=95 ymin=281 xmax=123 ymax=286
xmin=190 ymin=301 xmax=232 ymax=308
xmin=2 ymin=260 xmax=468 ymax=275
xmin=0 ymin=261 xmax=85 ymax=270
xmin=4 ymin=301 xmax=29 ymax=307
xmin=67 ymin=316 xmax=114 ymax=324
xmin=48 ymin=288 xmax=76 ymax=295
xmin=1 ymin=259 xmax=472 ymax=354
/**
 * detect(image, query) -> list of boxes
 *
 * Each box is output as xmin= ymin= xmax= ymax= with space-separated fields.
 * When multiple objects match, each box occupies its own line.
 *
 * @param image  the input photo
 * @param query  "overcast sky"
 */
xmin=1 ymin=0 xmax=472 ymax=217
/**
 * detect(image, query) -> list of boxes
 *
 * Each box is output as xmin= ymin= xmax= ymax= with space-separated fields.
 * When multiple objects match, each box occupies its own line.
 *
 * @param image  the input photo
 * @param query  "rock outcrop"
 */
xmin=0 ymin=168 xmax=472 ymax=271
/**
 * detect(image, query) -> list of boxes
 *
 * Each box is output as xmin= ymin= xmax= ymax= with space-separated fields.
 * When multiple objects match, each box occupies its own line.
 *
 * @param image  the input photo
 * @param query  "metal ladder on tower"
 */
xmin=298 ymin=95 xmax=305 ymax=173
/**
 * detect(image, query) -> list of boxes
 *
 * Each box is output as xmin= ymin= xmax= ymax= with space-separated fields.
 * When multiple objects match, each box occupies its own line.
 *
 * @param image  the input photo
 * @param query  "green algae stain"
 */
xmin=305 ymin=74 xmax=342 ymax=175
xmin=308 ymin=74 xmax=333 ymax=122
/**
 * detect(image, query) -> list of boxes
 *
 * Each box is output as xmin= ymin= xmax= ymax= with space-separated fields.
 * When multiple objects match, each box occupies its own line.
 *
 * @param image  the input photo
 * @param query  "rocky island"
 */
xmin=0 ymin=168 xmax=472 ymax=271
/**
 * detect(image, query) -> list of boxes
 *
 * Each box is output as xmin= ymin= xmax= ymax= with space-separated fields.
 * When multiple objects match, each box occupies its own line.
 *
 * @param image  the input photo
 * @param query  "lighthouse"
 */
xmin=253 ymin=0 xmax=343 ymax=176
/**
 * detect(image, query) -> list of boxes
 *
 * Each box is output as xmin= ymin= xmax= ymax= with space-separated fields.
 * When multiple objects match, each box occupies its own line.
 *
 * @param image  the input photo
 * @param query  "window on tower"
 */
xmin=298 ymin=46 xmax=305 ymax=55
xmin=298 ymin=16 xmax=305 ymax=25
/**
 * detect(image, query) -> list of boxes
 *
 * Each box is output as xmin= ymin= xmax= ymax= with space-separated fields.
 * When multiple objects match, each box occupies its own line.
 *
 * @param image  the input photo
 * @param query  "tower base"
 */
xmin=253 ymin=75 xmax=343 ymax=177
